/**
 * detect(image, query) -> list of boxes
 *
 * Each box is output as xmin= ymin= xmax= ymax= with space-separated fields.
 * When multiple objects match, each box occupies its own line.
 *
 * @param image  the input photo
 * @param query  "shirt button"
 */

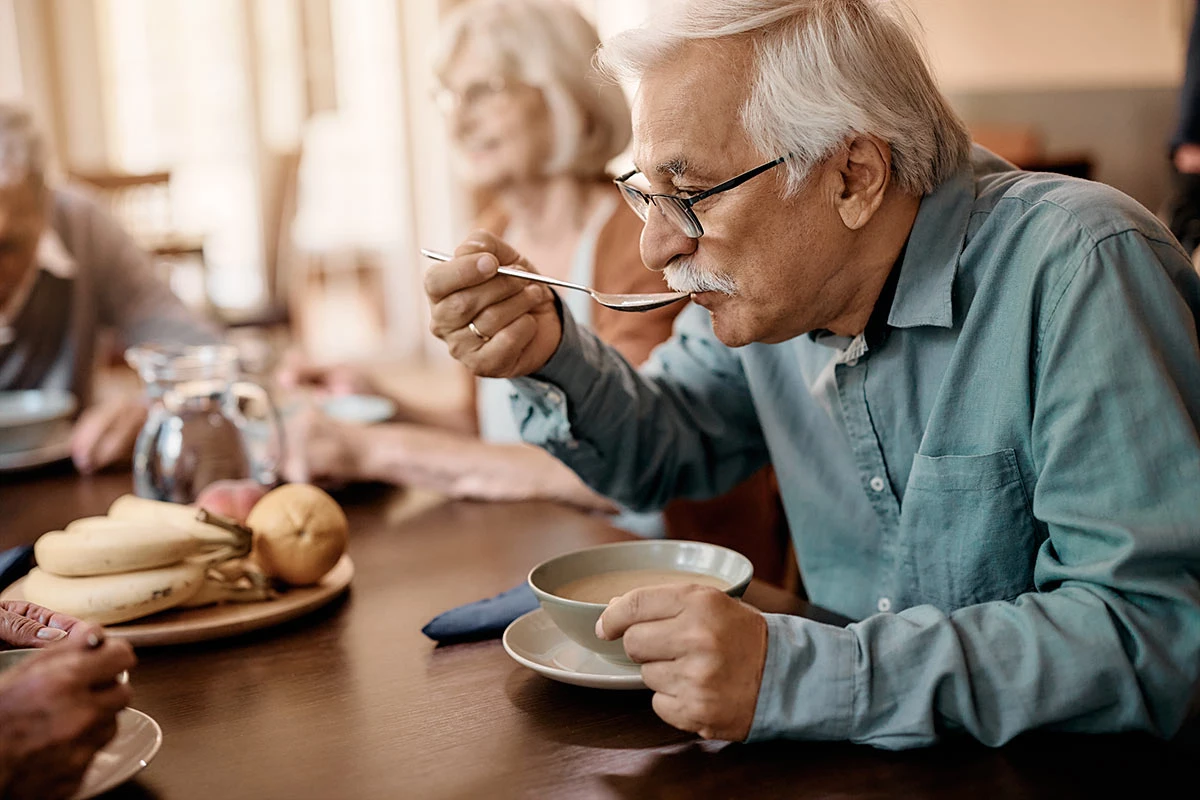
xmin=869 ymin=476 xmax=886 ymax=492
xmin=877 ymin=597 xmax=892 ymax=613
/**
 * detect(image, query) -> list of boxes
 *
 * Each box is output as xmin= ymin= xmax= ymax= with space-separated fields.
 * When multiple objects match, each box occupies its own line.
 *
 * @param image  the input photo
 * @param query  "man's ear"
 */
xmin=832 ymin=135 xmax=892 ymax=230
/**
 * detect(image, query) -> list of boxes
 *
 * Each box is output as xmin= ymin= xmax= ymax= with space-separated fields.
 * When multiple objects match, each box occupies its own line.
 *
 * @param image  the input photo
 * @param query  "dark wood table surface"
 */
xmin=1 ymin=466 xmax=1196 ymax=799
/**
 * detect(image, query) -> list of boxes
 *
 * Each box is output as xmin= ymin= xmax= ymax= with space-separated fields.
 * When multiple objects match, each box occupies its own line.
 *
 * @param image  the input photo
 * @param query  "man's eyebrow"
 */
xmin=655 ymin=158 xmax=691 ymax=179
xmin=657 ymin=158 xmax=720 ymax=184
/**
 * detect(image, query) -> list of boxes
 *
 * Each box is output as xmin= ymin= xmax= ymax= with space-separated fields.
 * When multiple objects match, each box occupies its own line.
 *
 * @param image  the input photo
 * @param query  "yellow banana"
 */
xmin=23 ymin=561 xmax=208 ymax=625
xmin=178 ymin=572 xmax=276 ymax=609
xmin=107 ymin=495 xmax=249 ymax=543
xmin=36 ymin=517 xmax=247 ymax=577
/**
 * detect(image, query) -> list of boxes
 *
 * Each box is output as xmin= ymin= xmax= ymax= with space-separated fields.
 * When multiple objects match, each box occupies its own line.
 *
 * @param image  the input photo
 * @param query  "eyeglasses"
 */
xmin=614 ymin=156 xmax=787 ymax=238
xmin=432 ymin=76 xmax=515 ymax=115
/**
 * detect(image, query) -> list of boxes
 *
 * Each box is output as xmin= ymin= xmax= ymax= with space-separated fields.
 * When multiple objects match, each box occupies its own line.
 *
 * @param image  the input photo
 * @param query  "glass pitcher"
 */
xmin=126 ymin=344 xmax=284 ymax=503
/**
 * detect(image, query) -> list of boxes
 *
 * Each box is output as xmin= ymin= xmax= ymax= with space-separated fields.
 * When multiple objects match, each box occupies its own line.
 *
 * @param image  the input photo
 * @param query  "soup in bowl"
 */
xmin=528 ymin=540 xmax=753 ymax=665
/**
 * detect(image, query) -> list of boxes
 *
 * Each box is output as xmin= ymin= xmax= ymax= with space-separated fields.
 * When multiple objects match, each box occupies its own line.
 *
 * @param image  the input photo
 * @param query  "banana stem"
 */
xmin=196 ymin=508 xmax=253 ymax=539
xmin=194 ymin=509 xmax=253 ymax=554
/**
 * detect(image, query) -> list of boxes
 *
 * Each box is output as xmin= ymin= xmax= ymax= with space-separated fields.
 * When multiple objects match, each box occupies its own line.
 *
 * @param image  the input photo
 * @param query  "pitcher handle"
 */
xmin=229 ymin=380 xmax=286 ymax=487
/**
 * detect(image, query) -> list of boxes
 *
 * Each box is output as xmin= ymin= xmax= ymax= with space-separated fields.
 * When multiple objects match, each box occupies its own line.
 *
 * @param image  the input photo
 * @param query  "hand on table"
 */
xmin=276 ymin=351 xmax=381 ymax=398
xmin=70 ymin=395 xmax=147 ymax=475
xmin=0 ymin=629 xmax=136 ymax=800
xmin=425 ymin=231 xmax=560 ymax=379
xmin=596 ymin=586 xmax=768 ymax=742
xmin=281 ymin=406 xmax=365 ymax=485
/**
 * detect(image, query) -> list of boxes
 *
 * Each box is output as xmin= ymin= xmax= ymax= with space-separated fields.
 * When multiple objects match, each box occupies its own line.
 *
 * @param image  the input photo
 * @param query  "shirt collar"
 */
xmin=885 ymin=156 xmax=975 ymax=330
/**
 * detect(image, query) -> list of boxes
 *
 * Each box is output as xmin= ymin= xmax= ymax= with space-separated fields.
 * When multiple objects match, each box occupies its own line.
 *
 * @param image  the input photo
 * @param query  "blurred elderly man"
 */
xmin=0 ymin=104 xmax=218 ymax=472
xmin=423 ymin=0 xmax=1200 ymax=748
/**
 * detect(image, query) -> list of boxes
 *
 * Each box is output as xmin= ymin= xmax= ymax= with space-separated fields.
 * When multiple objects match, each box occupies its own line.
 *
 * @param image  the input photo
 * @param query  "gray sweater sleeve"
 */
xmin=57 ymin=185 xmax=221 ymax=348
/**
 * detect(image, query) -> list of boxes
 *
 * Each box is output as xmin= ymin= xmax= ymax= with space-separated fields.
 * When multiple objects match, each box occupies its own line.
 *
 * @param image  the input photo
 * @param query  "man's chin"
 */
xmin=702 ymin=300 xmax=756 ymax=348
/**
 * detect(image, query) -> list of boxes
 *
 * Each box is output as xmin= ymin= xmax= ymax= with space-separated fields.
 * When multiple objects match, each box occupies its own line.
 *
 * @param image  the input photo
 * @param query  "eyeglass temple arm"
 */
xmin=689 ymin=156 xmax=788 ymax=204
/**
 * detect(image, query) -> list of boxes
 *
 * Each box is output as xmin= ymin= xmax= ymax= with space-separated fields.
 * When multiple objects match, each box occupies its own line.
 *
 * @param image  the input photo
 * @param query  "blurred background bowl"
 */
xmin=528 ymin=540 xmax=753 ymax=664
xmin=320 ymin=394 xmax=396 ymax=425
xmin=0 ymin=390 xmax=78 ymax=455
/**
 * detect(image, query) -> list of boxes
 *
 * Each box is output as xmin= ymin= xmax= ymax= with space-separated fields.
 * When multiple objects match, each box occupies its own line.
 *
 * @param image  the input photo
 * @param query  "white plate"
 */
xmin=502 ymin=608 xmax=646 ymax=690
xmin=73 ymin=707 xmax=163 ymax=800
xmin=0 ymin=435 xmax=72 ymax=472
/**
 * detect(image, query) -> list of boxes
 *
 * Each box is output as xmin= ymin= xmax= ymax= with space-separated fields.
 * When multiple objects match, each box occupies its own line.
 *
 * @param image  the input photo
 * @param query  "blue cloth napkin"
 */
xmin=0 ymin=545 xmax=34 ymax=592
xmin=422 ymin=582 xmax=539 ymax=643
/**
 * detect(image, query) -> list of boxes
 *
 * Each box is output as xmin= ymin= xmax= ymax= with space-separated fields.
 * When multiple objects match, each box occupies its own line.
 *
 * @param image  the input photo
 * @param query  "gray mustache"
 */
xmin=663 ymin=259 xmax=738 ymax=295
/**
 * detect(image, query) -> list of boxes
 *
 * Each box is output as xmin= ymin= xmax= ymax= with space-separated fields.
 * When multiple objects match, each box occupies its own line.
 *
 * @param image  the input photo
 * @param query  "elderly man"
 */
xmin=424 ymin=0 xmax=1200 ymax=748
xmin=0 ymin=105 xmax=218 ymax=472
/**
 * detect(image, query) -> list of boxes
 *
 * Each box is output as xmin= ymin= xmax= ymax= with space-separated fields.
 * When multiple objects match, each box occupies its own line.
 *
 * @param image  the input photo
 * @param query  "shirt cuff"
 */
xmin=509 ymin=303 xmax=597 ymax=447
xmin=747 ymin=614 xmax=858 ymax=742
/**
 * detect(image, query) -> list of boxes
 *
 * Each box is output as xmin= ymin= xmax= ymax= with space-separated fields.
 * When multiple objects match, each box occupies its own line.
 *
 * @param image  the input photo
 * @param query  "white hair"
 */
xmin=433 ymin=0 xmax=632 ymax=179
xmin=0 ymin=104 xmax=46 ymax=194
xmin=597 ymin=0 xmax=970 ymax=196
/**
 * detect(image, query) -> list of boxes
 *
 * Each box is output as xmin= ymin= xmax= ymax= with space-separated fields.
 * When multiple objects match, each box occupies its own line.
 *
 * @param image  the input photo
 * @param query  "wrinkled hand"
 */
xmin=276 ymin=351 xmax=379 ymax=398
xmin=0 ymin=601 xmax=93 ymax=649
xmin=282 ymin=406 xmax=365 ymax=485
xmin=597 ymin=586 xmax=768 ymax=741
xmin=425 ymin=231 xmax=560 ymax=379
xmin=70 ymin=395 xmax=147 ymax=475
xmin=0 ymin=633 xmax=136 ymax=800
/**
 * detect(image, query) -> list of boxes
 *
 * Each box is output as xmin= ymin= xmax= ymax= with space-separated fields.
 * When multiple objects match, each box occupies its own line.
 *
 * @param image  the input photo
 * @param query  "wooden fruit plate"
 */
xmin=0 ymin=555 xmax=354 ymax=646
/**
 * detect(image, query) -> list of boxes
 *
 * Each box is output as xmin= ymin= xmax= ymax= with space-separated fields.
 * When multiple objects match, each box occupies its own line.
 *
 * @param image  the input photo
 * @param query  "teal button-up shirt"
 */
xmin=511 ymin=147 xmax=1200 ymax=749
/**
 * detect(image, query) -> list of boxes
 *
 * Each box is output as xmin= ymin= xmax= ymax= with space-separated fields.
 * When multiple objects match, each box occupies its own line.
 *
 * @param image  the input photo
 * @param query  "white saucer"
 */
xmin=0 ymin=436 xmax=72 ymax=472
xmin=73 ymin=707 xmax=163 ymax=799
xmin=502 ymin=608 xmax=646 ymax=690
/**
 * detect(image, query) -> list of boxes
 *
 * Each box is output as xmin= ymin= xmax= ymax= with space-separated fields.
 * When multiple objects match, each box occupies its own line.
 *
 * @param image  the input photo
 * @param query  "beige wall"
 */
xmin=0 ymin=0 xmax=22 ymax=101
xmin=909 ymin=0 xmax=1191 ymax=92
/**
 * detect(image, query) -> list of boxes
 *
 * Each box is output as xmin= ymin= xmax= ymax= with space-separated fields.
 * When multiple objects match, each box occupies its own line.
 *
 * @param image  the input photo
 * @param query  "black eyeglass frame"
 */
xmin=614 ymin=155 xmax=788 ymax=238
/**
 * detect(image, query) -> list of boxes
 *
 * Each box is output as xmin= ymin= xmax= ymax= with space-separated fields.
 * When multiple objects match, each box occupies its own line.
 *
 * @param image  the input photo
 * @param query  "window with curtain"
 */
xmin=97 ymin=0 xmax=267 ymax=313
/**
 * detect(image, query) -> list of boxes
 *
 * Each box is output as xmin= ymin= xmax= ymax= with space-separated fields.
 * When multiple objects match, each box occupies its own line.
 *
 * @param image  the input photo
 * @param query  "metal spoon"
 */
xmin=420 ymin=248 xmax=688 ymax=313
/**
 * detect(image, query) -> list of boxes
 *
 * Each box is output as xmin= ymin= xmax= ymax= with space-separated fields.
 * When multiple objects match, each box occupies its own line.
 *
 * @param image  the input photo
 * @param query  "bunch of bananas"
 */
xmin=26 ymin=495 xmax=273 ymax=625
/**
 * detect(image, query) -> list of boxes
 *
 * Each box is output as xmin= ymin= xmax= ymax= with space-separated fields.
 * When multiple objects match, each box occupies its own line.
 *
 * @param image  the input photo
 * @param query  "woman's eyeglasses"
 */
xmin=432 ymin=76 xmax=515 ymax=115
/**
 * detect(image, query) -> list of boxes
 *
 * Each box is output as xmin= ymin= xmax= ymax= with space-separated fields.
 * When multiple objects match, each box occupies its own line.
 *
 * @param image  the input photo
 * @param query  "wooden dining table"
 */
xmin=1 ymin=465 xmax=1196 ymax=799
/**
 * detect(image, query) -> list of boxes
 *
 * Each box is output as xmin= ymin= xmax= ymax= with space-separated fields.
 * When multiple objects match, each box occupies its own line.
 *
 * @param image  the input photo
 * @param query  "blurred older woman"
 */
xmin=283 ymin=0 xmax=786 ymax=567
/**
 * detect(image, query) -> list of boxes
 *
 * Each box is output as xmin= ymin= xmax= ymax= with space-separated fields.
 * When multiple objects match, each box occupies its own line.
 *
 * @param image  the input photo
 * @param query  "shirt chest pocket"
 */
xmin=898 ymin=448 xmax=1040 ymax=613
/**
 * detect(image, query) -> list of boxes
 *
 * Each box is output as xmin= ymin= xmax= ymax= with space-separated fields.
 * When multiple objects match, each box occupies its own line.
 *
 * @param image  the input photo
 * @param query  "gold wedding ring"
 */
xmin=468 ymin=321 xmax=491 ymax=343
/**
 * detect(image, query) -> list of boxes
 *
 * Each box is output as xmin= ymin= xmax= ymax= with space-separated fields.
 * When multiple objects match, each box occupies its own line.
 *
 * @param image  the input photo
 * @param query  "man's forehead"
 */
xmin=630 ymin=40 xmax=754 ymax=179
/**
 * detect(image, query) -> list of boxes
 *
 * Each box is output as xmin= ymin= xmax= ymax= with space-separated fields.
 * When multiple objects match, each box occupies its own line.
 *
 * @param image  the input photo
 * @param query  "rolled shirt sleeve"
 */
xmin=511 ymin=302 xmax=771 ymax=511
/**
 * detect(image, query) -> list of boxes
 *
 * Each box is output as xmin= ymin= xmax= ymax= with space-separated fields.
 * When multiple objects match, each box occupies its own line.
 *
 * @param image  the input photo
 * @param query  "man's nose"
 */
xmin=640 ymin=206 xmax=697 ymax=273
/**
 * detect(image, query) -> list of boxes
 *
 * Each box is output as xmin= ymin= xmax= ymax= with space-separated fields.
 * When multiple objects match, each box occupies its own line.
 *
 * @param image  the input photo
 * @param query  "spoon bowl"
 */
xmin=421 ymin=249 xmax=688 ymax=312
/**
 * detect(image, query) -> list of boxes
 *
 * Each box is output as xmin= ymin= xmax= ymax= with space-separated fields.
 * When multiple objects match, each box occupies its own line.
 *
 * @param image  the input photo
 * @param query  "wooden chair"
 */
xmin=69 ymin=170 xmax=209 ymax=307
xmin=970 ymin=124 xmax=1095 ymax=180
